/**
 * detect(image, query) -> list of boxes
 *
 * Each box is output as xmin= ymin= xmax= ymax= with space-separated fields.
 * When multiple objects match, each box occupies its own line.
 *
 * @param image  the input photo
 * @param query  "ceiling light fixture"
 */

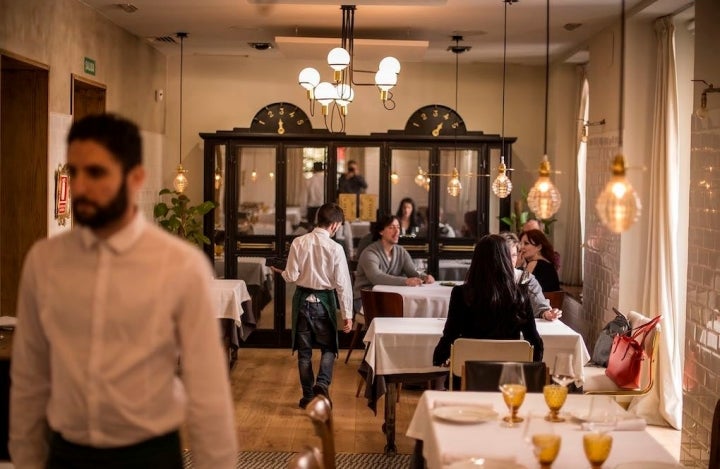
xmin=446 ymin=35 xmax=467 ymax=198
xmin=172 ymin=32 xmax=189 ymax=193
xmin=595 ymin=0 xmax=641 ymax=233
xmin=527 ymin=0 xmax=562 ymax=219
xmin=491 ymin=0 xmax=516 ymax=199
xmin=297 ymin=5 xmax=400 ymax=133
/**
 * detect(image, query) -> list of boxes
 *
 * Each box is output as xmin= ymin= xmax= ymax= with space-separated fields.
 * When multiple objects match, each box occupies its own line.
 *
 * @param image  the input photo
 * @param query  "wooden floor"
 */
xmin=229 ymin=348 xmax=423 ymax=454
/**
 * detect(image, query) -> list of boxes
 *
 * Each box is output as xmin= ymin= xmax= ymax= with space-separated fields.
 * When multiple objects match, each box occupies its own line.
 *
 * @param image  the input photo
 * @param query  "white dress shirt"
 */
xmin=282 ymin=228 xmax=353 ymax=320
xmin=10 ymin=212 xmax=237 ymax=469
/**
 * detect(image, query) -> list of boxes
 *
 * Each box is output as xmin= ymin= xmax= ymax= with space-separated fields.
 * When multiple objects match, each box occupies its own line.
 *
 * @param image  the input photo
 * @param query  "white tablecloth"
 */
xmin=373 ymin=283 xmax=455 ymax=318
xmin=363 ymin=317 xmax=590 ymax=384
xmin=210 ymin=279 xmax=250 ymax=327
xmin=407 ymin=391 xmax=679 ymax=469
xmin=214 ymin=256 xmax=271 ymax=286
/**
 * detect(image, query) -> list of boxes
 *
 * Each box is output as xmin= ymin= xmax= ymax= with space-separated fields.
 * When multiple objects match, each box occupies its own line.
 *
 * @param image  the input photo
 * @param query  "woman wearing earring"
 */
xmin=519 ymin=229 xmax=560 ymax=292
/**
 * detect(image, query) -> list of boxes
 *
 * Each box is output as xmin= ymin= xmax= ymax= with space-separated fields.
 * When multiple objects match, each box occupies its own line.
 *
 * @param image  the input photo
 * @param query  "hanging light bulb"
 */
xmin=269 ymin=171 xmax=275 ymax=180
xmin=414 ymin=166 xmax=426 ymax=186
xmin=173 ymin=164 xmax=188 ymax=193
xmin=173 ymin=32 xmax=189 ymax=193
xmin=214 ymin=166 xmax=222 ymax=190
xmin=447 ymin=168 xmax=462 ymax=197
xmin=491 ymin=156 xmax=513 ymax=198
xmin=595 ymin=154 xmax=641 ymax=233
xmin=390 ymin=170 xmax=399 ymax=184
xmin=423 ymin=179 xmax=430 ymax=192
xmin=527 ymin=156 xmax=561 ymax=219
xmin=250 ymin=169 xmax=258 ymax=182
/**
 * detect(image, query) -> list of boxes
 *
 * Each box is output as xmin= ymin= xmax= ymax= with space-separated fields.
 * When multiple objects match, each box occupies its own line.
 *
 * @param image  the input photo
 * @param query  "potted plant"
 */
xmin=153 ymin=188 xmax=215 ymax=248
xmin=500 ymin=189 xmax=557 ymax=235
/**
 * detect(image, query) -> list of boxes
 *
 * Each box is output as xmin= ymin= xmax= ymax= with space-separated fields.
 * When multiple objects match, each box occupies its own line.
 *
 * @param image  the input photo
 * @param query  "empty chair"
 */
xmin=710 ymin=398 xmax=720 ymax=469
xmin=463 ymin=361 xmax=548 ymax=392
xmin=583 ymin=311 xmax=661 ymax=396
xmin=449 ymin=338 xmax=533 ymax=391
xmin=287 ymin=447 xmax=323 ymax=469
xmin=543 ymin=290 xmax=565 ymax=310
xmin=345 ymin=289 xmax=403 ymax=363
xmin=306 ymin=395 xmax=335 ymax=469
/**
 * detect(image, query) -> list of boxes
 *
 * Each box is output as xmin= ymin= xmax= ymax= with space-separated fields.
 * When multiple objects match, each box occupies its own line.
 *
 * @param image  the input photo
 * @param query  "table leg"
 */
xmin=383 ymin=382 xmax=398 ymax=456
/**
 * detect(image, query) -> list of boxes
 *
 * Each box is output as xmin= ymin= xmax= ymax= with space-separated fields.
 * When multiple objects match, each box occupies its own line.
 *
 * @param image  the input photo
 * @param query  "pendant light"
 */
xmin=172 ymin=32 xmax=189 ymax=193
xmin=446 ymin=36 xmax=465 ymax=198
xmin=492 ymin=0 xmax=515 ymax=199
xmin=595 ymin=0 xmax=641 ymax=232
xmin=526 ymin=0 xmax=561 ymax=219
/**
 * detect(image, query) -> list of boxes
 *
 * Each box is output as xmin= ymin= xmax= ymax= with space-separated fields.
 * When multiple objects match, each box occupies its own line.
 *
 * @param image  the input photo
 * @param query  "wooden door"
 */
xmin=72 ymin=74 xmax=106 ymax=121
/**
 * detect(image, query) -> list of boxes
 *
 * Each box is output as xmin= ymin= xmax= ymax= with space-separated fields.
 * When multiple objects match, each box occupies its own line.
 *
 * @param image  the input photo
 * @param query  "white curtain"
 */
xmin=628 ymin=16 xmax=683 ymax=430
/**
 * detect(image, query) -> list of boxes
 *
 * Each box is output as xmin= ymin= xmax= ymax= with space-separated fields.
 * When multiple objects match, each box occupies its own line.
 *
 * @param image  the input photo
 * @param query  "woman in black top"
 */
xmin=520 ymin=229 xmax=560 ymax=292
xmin=433 ymin=234 xmax=543 ymax=366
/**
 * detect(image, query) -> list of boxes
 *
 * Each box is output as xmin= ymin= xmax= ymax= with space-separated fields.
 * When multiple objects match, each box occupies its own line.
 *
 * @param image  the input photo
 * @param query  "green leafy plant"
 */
xmin=153 ymin=188 xmax=215 ymax=248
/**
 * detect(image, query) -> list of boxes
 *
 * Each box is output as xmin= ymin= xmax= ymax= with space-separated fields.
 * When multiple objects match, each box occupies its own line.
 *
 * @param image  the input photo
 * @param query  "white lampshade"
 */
xmin=327 ymin=47 xmax=350 ymax=71
xmin=375 ymin=69 xmax=397 ymax=91
xmin=335 ymin=84 xmax=354 ymax=105
xmin=314 ymin=82 xmax=337 ymax=106
xmin=378 ymin=56 xmax=401 ymax=74
xmin=298 ymin=67 xmax=320 ymax=90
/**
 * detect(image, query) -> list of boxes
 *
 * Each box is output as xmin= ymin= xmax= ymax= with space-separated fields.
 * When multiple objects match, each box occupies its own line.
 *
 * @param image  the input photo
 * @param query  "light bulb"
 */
xmin=214 ymin=168 xmax=222 ymax=190
xmin=696 ymin=105 xmax=708 ymax=119
xmin=335 ymin=84 xmax=354 ymax=115
xmin=390 ymin=171 xmax=399 ymax=184
xmin=269 ymin=171 xmax=275 ymax=180
xmin=314 ymin=82 xmax=336 ymax=114
xmin=491 ymin=157 xmax=513 ymax=198
xmin=250 ymin=169 xmax=257 ymax=182
xmin=327 ymin=47 xmax=350 ymax=71
xmin=447 ymin=168 xmax=462 ymax=197
xmin=298 ymin=67 xmax=320 ymax=100
xmin=595 ymin=154 xmax=641 ymax=233
xmin=173 ymin=164 xmax=188 ymax=193
xmin=414 ymin=166 xmax=426 ymax=186
xmin=423 ymin=179 xmax=430 ymax=191
xmin=527 ymin=156 xmax=561 ymax=219
xmin=378 ymin=56 xmax=401 ymax=74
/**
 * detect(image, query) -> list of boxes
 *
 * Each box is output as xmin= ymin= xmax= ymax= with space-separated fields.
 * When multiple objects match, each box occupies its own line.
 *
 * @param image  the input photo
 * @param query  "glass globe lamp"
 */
xmin=298 ymin=67 xmax=320 ymax=99
xmin=491 ymin=156 xmax=513 ymax=198
xmin=378 ymin=56 xmax=401 ymax=74
xmin=447 ymin=168 xmax=462 ymax=197
xmin=527 ymin=156 xmax=561 ymax=219
xmin=414 ymin=166 xmax=426 ymax=186
xmin=327 ymin=47 xmax=350 ymax=82
xmin=173 ymin=164 xmax=188 ymax=193
xmin=390 ymin=170 xmax=399 ymax=184
xmin=595 ymin=154 xmax=641 ymax=233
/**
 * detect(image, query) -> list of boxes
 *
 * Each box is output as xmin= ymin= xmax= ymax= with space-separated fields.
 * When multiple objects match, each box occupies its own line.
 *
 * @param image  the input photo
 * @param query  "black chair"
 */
xmin=710 ymin=398 xmax=720 ymax=469
xmin=463 ymin=361 xmax=548 ymax=392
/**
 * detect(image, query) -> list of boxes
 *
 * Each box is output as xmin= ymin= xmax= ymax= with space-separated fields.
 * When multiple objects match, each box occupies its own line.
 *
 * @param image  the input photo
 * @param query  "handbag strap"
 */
xmin=629 ymin=315 xmax=662 ymax=347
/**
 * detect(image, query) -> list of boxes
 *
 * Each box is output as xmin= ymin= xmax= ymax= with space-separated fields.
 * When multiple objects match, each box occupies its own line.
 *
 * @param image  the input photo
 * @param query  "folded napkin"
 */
xmin=432 ymin=400 xmax=494 ymax=410
xmin=581 ymin=418 xmax=646 ymax=431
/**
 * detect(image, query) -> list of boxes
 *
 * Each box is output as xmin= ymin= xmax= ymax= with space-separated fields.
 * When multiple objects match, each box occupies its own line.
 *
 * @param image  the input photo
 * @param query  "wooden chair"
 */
xmin=710 ymin=398 xmax=720 ymax=469
xmin=543 ymin=290 xmax=565 ymax=310
xmin=345 ymin=289 xmax=403 ymax=363
xmin=583 ymin=311 xmax=661 ymax=396
xmin=306 ymin=395 xmax=335 ymax=469
xmin=287 ymin=447 xmax=323 ymax=469
xmin=449 ymin=338 xmax=533 ymax=391
xmin=463 ymin=361 xmax=548 ymax=392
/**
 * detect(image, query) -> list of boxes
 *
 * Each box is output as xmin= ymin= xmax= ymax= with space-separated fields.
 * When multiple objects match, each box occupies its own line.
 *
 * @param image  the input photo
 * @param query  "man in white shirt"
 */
xmin=10 ymin=114 xmax=237 ymax=468
xmin=272 ymin=203 xmax=353 ymax=409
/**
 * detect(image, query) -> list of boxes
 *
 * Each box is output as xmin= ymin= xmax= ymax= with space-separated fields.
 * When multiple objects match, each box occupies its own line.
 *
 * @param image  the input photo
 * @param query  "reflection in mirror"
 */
xmin=337 ymin=147 xmax=379 ymax=259
xmin=390 ymin=149 xmax=430 ymax=238
xmin=440 ymin=148 xmax=478 ymax=239
xmin=287 ymin=147 xmax=326 ymax=232
xmin=238 ymin=146 xmax=276 ymax=236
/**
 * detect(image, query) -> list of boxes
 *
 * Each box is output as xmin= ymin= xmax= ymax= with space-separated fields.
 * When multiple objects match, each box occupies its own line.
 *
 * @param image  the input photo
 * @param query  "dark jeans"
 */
xmin=47 ymin=430 xmax=182 ymax=469
xmin=296 ymin=301 xmax=336 ymax=400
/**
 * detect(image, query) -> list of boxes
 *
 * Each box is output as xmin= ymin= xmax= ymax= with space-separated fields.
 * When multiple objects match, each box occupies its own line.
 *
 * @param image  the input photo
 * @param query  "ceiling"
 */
xmin=80 ymin=0 xmax=688 ymax=65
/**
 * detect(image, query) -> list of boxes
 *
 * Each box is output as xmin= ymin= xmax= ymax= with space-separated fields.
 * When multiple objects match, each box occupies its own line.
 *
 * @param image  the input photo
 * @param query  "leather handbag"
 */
xmin=605 ymin=315 xmax=661 ymax=389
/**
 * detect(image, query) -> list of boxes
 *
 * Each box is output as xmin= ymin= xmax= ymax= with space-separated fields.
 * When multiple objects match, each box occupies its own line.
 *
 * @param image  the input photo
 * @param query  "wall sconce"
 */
xmin=693 ymin=80 xmax=720 ymax=119
xmin=579 ymin=119 xmax=606 ymax=142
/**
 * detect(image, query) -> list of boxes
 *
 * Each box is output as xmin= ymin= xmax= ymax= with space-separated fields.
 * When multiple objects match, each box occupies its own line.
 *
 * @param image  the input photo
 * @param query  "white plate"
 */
xmin=614 ymin=462 xmax=681 ymax=469
xmin=432 ymin=405 xmax=498 ymax=423
xmin=447 ymin=458 xmax=527 ymax=469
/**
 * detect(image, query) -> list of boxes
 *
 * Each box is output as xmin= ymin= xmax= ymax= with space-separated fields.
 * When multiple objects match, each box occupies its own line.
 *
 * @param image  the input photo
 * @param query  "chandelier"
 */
xmin=297 ymin=5 xmax=400 ymax=133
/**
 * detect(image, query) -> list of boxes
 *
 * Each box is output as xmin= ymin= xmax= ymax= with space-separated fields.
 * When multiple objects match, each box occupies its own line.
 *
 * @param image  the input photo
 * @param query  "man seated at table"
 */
xmin=353 ymin=214 xmax=435 ymax=314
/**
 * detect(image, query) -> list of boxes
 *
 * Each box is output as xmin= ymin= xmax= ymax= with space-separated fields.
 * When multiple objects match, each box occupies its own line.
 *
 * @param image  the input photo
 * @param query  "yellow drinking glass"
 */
xmin=543 ymin=384 xmax=568 ymax=422
xmin=500 ymin=383 xmax=527 ymax=424
xmin=531 ymin=434 xmax=561 ymax=468
xmin=583 ymin=433 xmax=613 ymax=469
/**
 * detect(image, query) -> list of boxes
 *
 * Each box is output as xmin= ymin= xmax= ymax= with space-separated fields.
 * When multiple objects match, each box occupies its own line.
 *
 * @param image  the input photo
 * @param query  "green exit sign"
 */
xmin=84 ymin=57 xmax=96 ymax=76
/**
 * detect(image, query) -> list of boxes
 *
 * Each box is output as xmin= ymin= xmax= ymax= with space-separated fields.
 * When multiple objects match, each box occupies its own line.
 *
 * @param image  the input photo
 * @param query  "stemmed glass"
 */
xmin=582 ymin=396 xmax=616 ymax=468
xmin=583 ymin=432 xmax=613 ymax=469
xmin=498 ymin=363 xmax=527 ymax=426
xmin=523 ymin=413 xmax=561 ymax=469
xmin=543 ymin=353 xmax=575 ymax=422
xmin=415 ymin=258 xmax=427 ymax=278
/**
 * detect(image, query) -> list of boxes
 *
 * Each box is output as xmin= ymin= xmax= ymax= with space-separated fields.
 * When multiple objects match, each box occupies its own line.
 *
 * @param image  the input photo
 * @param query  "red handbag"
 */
xmin=605 ymin=315 xmax=661 ymax=389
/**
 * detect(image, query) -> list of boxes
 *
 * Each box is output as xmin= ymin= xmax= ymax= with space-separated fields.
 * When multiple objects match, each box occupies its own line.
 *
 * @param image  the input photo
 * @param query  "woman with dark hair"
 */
xmin=432 ymin=234 xmax=543 ymax=366
xmin=520 ymin=229 xmax=560 ymax=292
xmin=396 ymin=197 xmax=422 ymax=237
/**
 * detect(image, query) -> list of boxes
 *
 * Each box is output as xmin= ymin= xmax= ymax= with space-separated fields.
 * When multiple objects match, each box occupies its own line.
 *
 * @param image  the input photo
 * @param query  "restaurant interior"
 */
xmin=1 ymin=0 xmax=719 ymax=467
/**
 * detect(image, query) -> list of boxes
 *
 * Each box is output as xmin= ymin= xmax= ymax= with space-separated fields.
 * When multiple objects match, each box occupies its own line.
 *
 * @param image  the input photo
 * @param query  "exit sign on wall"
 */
xmin=84 ymin=57 xmax=96 ymax=76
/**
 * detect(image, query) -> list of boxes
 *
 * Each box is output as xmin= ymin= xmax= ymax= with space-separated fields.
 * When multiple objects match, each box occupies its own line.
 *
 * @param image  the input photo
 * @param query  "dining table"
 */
xmin=210 ymin=279 xmax=257 ymax=368
xmin=373 ymin=283 xmax=454 ymax=318
xmin=407 ymin=390 xmax=680 ymax=468
xmin=214 ymin=256 xmax=273 ymax=322
xmin=361 ymin=316 xmax=591 ymax=455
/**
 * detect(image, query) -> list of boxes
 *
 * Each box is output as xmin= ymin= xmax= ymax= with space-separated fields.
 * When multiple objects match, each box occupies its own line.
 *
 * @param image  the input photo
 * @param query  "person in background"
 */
xmin=500 ymin=231 xmax=562 ymax=321
xmin=303 ymin=161 xmax=325 ymax=224
xmin=337 ymin=159 xmax=368 ymax=195
xmin=272 ymin=203 xmax=353 ymax=410
xmin=461 ymin=210 xmax=478 ymax=239
xmin=438 ymin=206 xmax=456 ymax=238
xmin=520 ymin=229 xmax=561 ymax=292
xmin=10 ymin=114 xmax=236 ymax=468
xmin=522 ymin=218 xmax=544 ymax=233
xmin=396 ymin=197 xmax=423 ymax=237
xmin=433 ymin=234 xmax=544 ymax=366
xmin=353 ymin=215 xmax=434 ymax=314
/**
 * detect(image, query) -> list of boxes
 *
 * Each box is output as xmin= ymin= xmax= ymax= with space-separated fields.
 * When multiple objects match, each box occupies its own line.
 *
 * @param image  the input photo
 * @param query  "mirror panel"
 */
xmin=237 ymin=146 xmax=277 ymax=235
xmin=439 ymin=148 xmax=478 ymax=239
xmin=390 ymin=148 xmax=430 ymax=239
xmin=286 ymin=146 xmax=327 ymax=229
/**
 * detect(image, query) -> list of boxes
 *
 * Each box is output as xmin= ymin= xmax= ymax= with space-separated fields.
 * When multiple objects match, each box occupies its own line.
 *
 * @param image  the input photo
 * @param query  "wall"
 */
xmin=681 ymin=0 xmax=720 ymax=465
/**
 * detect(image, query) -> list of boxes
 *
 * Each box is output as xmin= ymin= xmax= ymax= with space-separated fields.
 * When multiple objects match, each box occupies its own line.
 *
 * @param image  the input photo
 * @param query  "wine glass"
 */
xmin=585 ymin=396 xmax=618 ymax=433
xmin=498 ymin=363 xmax=527 ymax=426
xmin=583 ymin=432 xmax=613 ymax=469
xmin=544 ymin=353 xmax=574 ymax=422
xmin=415 ymin=258 xmax=427 ymax=278
xmin=523 ymin=413 xmax=561 ymax=469
xmin=551 ymin=353 xmax=576 ymax=387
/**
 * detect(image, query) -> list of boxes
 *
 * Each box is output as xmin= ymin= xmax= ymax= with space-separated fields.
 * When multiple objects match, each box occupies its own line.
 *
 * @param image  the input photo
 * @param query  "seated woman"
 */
xmin=395 ymin=197 xmax=423 ymax=237
xmin=432 ymin=234 xmax=543 ymax=367
xmin=520 ymin=229 xmax=560 ymax=292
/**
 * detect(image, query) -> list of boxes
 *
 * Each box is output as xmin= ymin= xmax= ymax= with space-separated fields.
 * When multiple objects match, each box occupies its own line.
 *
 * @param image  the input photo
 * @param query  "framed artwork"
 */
xmin=55 ymin=164 xmax=71 ymax=226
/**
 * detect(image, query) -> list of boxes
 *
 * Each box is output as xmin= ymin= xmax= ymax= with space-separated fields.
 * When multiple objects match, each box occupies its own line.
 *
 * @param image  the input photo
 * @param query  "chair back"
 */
xmin=359 ymin=289 xmax=404 ymax=324
xmin=287 ymin=447 xmax=323 ymax=469
xmin=449 ymin=338 xmax=533 ymax=391
xmin=543 ymin=291 xmax=565 ymax=309
xmin=463 ymin=361 xmax=548 ymax=392
xmin=710 ymin=398 xmax=720 ymax=469
xmin=306 ymin=395 xmax=335 ymax=469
